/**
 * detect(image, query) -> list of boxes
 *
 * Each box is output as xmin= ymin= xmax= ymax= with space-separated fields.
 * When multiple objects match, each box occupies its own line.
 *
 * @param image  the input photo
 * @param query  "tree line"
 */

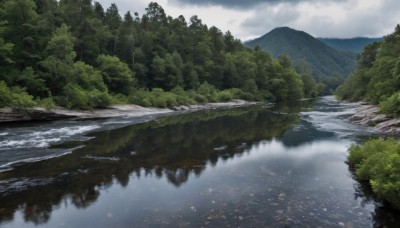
xmin=336 ymin=25 xmax=400 ymax=116
xmin=0 ymin=0 xmax=318 ymax=109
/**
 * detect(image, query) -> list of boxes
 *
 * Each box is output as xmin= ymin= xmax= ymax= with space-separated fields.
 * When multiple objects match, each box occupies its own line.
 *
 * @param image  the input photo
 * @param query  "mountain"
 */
xmin=319 ymin=37 xmax=383 ymax=53
xmin=245 ymin=27 xmax=357 ymax=82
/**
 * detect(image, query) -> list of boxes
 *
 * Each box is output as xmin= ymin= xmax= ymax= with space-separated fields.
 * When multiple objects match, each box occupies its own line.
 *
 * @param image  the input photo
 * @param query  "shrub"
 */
xmin=149 ymin=89 xmax=177 ymax=108
xmin=380 ymin=92 xmax=400 ymax=116
xmin=0 ymin=81 xmax=36 ymax=108
xmin=0 ymin=81 xmax=14 ymax=107
xmin=10 ymin=87 xmax=36 ymax=107
xmin=129 ymin=87 xmax=198 ymax=108
xmin=192 ymin=94 xmax=207 ymax=103
xmin=109 ymin=93 xmax=129 ymax=104
xmin=62 ymin=83 xmax=90 ymax=109
xmin=87 ymin=89 xmax=111 ymax=108
xmin=197 ymin=83 xmax=217 ymax=102
xmin=128 ymin=89 xmax=151 ymax=106
xmin=171 ymin=86 xmax=196 ymax=105
xmin=227 ymin=88 xmax=258 ymax=101
xmin=348 ymin=138 xmax=400 ymax=209
xmin=216 ymin=90 xmax=233 ymax=102
xmin=37 ymin=97 xmax=56 ymax=109
xmin=61 ymin=83 xmax=111 ymax=109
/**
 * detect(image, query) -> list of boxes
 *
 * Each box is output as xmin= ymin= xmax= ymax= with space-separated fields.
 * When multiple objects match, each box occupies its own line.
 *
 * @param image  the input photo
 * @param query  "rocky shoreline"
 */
xmin=0 ymin=100 xmax=257 ymax=123
xmin=347 ymin=102 xmax=400 ymax=136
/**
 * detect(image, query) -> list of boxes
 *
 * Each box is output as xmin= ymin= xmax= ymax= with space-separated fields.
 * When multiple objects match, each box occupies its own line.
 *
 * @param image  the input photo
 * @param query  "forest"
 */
xmin=336 ymin=25 xmax=400 ymax=116
xmin=0 ymin=0 xmax=321 ymax=110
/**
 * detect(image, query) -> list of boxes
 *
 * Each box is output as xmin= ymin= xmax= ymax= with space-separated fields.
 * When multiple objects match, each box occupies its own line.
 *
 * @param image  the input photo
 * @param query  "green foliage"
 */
xmin=45 ymin=24 xmax=76 ymax=63
xmin=128 ymin=88 xmax=179 ymax=108
xmin=0 ymin=81 xmax=36 ymax=107
xmin=197 ymin=83 xmax=218 ymax=102
xmin=215 ymin=90 xmax=234 ymax=102
xmin=0 ymin=81 xmax=13 ymax=107
xmin=336 ymin=25 xmax=400 ymax=116
xmin=18 ymin=67 xmax=49 ymax=98
xmin=40 ymin=24 xmax=76 ymax=95
xmin=348 ymin=138 xmax=400 ymax=209
xmin=72 ymin=61 xmax=107 ymax=92
xmin=61 ymin=83 xmax=111 ymax=109
xmin=109 ymin=94 xmax=129 ymax=104
xmin=96 ymin=54 xmax=137 ymax=95
xmin=171 ymin=86 xmax=196 ymax=105
xmin=380 ymin=92 xmax=400 ymax=116
xmin=37 ymin=97 xmax=56 ymax=110
xmin=0 ymin=21 xmax=14 ymax=64
xmin=0 ymin=1 xmax=307 ymax=109
xmin=2 ymin=0 xmax=41 ymax=69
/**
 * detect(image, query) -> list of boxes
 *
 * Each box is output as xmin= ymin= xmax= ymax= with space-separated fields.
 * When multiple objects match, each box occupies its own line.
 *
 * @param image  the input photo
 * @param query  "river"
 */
xmin=0 ymin=96 xmax=399 ymax=227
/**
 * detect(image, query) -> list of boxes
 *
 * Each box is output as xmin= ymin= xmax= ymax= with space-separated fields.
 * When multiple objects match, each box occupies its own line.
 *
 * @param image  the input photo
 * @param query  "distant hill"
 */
xmin=245 ymin=27 xmax=357 ymax=82
xmin=318 ymin=37 xmax=383 ymax=53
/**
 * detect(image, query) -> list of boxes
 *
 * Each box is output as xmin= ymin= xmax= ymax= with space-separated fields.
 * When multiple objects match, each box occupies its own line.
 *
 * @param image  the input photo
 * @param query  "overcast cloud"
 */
xmin=169 ymin=0 xmax=347 ymax=9
xmin=95 ymin=0 xmax=400 ymax=41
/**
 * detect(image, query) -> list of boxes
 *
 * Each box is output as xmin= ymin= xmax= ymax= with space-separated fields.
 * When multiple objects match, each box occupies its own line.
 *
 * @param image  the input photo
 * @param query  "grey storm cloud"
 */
xmin=169 ymin=0 xmax=347 ymax=9
xmin=240 ymin=0 xmax=400 ymax=39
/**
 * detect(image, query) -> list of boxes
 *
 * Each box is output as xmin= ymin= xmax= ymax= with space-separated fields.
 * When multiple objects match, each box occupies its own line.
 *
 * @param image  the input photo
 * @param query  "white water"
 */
xmin=0 ymin=113 xmax=170 ymax=171
xmin=300 ymin=96 xmax=377 ymax=138
xmin=0 ymin=125 xmax=100 ymax=150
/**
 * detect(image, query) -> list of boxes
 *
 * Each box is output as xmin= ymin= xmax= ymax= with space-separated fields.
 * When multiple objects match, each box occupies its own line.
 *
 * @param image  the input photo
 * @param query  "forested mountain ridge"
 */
xmin=0 ymin=0 xmax=321 ymax=110
xmin=245 ymin=27 xmax=357 ymax=93
xmin=336 ymin=25 xmax=400 ymax=116
xmin=319 ymin=37 xmax=383 ymax=53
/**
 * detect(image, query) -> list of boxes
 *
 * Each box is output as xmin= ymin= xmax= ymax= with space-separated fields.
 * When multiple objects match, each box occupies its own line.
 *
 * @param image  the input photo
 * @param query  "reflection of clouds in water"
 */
xmin=222 ymin=138 xmax=351 ymax=168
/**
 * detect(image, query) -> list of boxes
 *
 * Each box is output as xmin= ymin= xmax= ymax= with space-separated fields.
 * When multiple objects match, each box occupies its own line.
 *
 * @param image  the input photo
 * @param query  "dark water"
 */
xmin=0 ymin=96 xmax=399 ymax=227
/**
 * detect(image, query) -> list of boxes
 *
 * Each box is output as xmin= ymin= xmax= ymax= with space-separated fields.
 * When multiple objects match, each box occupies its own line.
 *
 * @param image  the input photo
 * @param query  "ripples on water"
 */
xmin=0 ymin=96 xmax=399 ymax=227
xmin=0 ymin=114 xmax=168 ymax=171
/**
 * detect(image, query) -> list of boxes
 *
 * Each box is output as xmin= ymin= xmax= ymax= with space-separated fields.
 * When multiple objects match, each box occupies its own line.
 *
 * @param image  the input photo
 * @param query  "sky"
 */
xmin=95 ymin=0 xmax=400 ymax=41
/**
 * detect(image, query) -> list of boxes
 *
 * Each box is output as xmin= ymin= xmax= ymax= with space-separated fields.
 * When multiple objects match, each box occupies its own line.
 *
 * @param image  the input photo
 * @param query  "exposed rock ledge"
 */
xmin=0 ymin=100 xmax=256 ymax=123
xmin=348 ymin=103 xmax=400 ymax=136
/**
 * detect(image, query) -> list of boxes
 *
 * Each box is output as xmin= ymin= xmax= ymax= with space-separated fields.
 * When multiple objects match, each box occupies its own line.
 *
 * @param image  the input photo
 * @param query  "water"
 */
xmin=0 ymin=113 xmax=169 ymax=171
xmin=0 ymin=96 xmax=399 ymax=227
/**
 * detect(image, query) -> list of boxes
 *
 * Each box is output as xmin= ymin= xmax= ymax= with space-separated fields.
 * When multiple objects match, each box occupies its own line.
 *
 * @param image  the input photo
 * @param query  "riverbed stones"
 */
xmin=347 ymin=103 xmax=400 ymax=136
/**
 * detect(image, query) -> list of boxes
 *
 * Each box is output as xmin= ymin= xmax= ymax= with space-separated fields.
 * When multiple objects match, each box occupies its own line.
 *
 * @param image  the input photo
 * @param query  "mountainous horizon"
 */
xmin=244 ymin=27 xmax=359 ymax=92
xmin=318 ymin=37 xmax=383 ymax=53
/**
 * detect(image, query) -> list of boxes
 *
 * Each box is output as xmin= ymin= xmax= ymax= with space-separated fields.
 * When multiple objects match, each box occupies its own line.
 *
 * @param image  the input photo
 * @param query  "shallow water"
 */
xmin=0 ymin=96 xmax=399 ymax=227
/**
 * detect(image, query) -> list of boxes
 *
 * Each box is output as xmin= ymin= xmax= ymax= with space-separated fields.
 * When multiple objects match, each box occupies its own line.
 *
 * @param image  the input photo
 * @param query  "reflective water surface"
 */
xmin=1 ymin=96 xmax=400 ymax=227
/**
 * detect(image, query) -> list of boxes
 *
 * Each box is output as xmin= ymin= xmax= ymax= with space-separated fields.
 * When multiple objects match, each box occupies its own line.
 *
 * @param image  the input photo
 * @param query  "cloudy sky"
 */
xmin=96 ymin=0 xmax=400 ymax=41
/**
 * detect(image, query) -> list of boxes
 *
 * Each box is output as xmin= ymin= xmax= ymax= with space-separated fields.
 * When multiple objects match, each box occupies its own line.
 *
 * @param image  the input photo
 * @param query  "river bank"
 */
xmin=348 ymin=102 xmax=400 ymax=136
xmin=0 ymin=100 xmax=257 ymax=123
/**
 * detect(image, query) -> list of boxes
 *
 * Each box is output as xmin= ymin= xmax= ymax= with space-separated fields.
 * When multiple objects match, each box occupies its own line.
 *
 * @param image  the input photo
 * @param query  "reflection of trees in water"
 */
xmin=0 ymin=105 xmax=301 ymax=225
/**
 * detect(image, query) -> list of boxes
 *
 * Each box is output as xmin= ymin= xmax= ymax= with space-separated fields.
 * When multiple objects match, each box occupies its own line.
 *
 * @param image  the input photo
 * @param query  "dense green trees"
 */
xmin=0 ymin=0 xmax=309 ymax=109
xmin=336 ymin=25 xmax=400 ymax=116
